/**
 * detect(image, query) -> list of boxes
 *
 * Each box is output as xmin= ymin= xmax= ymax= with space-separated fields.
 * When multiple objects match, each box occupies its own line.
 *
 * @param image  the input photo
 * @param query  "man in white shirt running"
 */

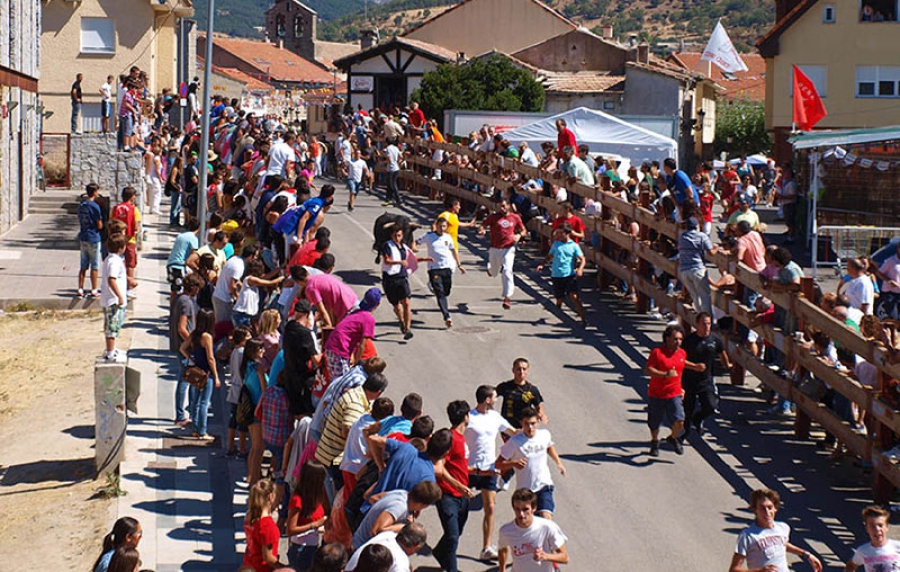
xmin=415 ymin=216 xmax=466 ymax=327
xmin=498 ymin=488 xmax=569 ymax=572
xmin=346 ymin=147 xmax=369 ymax=213
xmin=466 ymin=384 xmax=517 ymax=561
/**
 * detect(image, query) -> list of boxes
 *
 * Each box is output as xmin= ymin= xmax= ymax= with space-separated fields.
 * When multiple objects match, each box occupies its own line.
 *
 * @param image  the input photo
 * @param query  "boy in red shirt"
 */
xmin=643 ymin=324 xmax=702 ymax=457
xmin=433 ymin=400 xmax=476 ymax=572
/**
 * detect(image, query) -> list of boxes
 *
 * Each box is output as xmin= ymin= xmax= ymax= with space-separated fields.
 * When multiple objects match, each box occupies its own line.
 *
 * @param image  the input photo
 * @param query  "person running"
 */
xmin=496 ymin=358 xmax=548 ymax=426
xmin=478 ymin=197 xmax=527 ymax=310
xmin=498 ymin=488 xmax=569 ymax=572
xmin=346 ymin=147 xmax=370 ymax=212
xmin=77 ymin=183 xmax=104 ymax=298
xmin=644 ymin=324 xmax=701 ymax=457
xmin=416 ymin=216 xmax=466 ymax=328
xmin=496 ymin=407 xmax=565 ymax=520
xmin=433 ymin=400 xmax=476 ymax=572
xmin=437 ymin=199 xmax=477 ymax=251
xmin=729 ymin=488 xmax=822 ymax=572
xmin=681 ymin=312 xmax=731 ymax=440
xmin=381 ymin=226 xmax=418 ymax=340
xmin=466 ymin=385 xmax=516 ymax=561
xmin=536 ymin=223 xmax=586 ymax=324
xmin=845 ymin=505 xmax=900 ymax=571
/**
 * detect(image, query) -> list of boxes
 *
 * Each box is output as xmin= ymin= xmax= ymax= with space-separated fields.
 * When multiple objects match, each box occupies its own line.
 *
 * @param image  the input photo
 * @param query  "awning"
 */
xmin=790 ymin=126 xmax=900 ymax=150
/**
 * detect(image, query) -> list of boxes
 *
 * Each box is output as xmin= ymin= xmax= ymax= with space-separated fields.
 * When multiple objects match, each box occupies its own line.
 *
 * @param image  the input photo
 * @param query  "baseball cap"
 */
xmin=687 ymin=216 xmax=700 ymax=228
xmin=738 ymin=194 xmax=750 ymax=204
xmin=359 ymin=288 xmax=383 ymax=311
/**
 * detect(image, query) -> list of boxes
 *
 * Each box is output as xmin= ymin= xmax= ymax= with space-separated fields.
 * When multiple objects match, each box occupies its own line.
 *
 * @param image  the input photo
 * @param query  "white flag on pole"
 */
xmin=701 ymin=20 xmax=749 ymax=73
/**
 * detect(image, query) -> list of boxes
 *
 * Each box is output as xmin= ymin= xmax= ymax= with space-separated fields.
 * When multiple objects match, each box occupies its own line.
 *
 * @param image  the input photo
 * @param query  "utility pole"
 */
xmin=197 ymin=0 xmax=215 ymax=241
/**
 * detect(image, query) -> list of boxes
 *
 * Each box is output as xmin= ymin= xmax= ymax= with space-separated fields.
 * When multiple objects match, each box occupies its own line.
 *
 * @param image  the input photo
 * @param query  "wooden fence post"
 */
xmin=635 ymin=190 xmax=652 ymax=313
xmin=793 ymin=277 xmax=816 ymax=439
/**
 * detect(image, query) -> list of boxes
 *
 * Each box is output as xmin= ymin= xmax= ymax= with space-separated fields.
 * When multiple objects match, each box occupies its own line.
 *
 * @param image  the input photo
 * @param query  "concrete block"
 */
xmin=95 ymin=358 xmax=127 ymax=475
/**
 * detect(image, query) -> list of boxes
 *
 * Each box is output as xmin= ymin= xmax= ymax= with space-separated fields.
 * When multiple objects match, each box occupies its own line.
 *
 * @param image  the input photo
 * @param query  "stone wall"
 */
xmin=69 ymin=134 xmax=145 ymax=206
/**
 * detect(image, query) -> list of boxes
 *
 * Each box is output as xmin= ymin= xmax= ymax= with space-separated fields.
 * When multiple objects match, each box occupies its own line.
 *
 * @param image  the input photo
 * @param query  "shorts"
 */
xmin=232 ymin=310 xmax=253 ymax=329
xmin=468 ymin=473 xmax=499 ymax=492
xmin=124 ymin=243 xmax=137 ymax=269
xmin=167 ymin=266 xmax=185 ymax=293
xmin=383 ymin=273 xmax=410 ymax=306
xmin=647 ymin=396 xmax=685 ymax=431
xmin=535 ymin=485 xmax=555 ymax=515
xmin=80 ymin=240 xmax=102 ymax=271
xmin=348 ymin=179 xmax=361 ymax=196
xmin=104 ymin=304 xmax=126 ymax=338
xmin=101 ymin=101 xmax=112 ymax=118
xmin=119 ymin=114 xmax=135 ymax=137
xmin=228 ymin=403 xmax=248 ymax=432
xmin=551 ymin=275 xmax=578 ymax=299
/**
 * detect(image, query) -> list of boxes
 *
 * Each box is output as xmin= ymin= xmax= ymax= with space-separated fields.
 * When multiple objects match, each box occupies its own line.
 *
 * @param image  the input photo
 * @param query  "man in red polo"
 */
xmin=555 ymin=119 xmax=577 ymax=153
xmin=478 ymin=197 xmax=527 ymax=310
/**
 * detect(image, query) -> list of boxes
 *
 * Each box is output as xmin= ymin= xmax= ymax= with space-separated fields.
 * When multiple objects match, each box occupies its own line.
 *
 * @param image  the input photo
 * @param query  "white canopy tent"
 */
xmin=502 ymin=107 xmax=678 ymax=166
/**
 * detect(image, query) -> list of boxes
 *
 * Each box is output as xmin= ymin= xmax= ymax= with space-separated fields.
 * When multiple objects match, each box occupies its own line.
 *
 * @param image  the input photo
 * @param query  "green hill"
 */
xmin=192 ymin=0 xmax=774 ymax=54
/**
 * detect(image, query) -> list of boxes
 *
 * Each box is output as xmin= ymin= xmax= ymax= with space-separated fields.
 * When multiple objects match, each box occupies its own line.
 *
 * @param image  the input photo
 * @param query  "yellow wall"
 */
xmin=405 ymin=0 xmax=574 ymax=57
xmin=766 ymin=0 xmax=900 ymax=129
xmin=41 ymin=0 xmax=184 ymax=133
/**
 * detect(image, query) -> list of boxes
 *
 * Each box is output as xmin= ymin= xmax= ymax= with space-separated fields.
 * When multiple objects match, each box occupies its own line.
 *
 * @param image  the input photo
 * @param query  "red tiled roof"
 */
xmin=541 ymin=72 xmax=625 ymax=93
xmin=215 ymin=67 xmax=272 ymax=91
xmin=208 ymin=35 xmax=334 ymax=85
xmin=668 ymin=51 xmax=766 ymax=101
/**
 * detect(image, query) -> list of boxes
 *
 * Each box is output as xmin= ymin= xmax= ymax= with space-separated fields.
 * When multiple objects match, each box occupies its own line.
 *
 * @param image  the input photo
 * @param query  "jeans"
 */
xmin=174 ymin=357 xmax=190 ymax=422
xmin=287 ymin=543 xmax=317 ymax=572
xmin=428 ymin=268 xmax=453 ymax=320
xmin=386 ymin=171 xmax=401 ymax=204
xmin=348 ymin=179 xmax=361 ymax=196
xmin=169 ymin=191 xmax=182 ymax=226
xmin=323 ymin=464 xmax=344 ymax=506
xmin=679 ymin=266 xmax=712 ymax=316
xmin=683 ymin=382 xmax=718 ymax=432
xmin=80 ymin=240 xmax=102 ymax=271
xmin=71 ymin=101 xmax=81 ymax=132
xmin=488 ymin=246 xmax=517 ymax=299
xmin=189 ymin=375 xmax=214 ymax=436
xmin=433 ymin=493 xmax=469 ymax=572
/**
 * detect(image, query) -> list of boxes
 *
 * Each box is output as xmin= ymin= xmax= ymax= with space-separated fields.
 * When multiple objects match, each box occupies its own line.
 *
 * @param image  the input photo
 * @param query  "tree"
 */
xmin=410 ymin=55 xmax=545 ymax=131
xmin=714 ymin=99 xmax=772 ymax=158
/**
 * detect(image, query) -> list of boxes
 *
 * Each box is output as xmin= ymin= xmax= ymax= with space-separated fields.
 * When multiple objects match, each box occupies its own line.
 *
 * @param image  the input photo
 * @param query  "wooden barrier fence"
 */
xmin=379 ymin=134 xmax=900 ymax=500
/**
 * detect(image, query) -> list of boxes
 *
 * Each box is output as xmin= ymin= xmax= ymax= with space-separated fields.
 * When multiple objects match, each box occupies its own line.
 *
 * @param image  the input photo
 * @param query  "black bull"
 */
xmin=372 ymin=212 xmax=420 ymax=263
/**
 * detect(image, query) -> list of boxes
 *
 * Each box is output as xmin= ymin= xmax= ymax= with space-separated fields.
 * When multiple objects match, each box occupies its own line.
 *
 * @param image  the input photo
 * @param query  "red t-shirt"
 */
xmin=112 ymin=201 xmax=136 ymax=238
xmin=719 ymin=170 xmax=739 ymax=200
xmin=289 ymin=494 xmax=325 ymax=530
xmin=243 ymin=515 xmax=280 ymax=572
xmin=484 ymin=212 xmax=525 ymax=249
xmin=409 ymin=108 xmax=426 ymax=128
xmin=438 ymin=430 xmax=469 ymax=497
xmin=552 ymin=215 xmax=586 ymax=243
xmin=646 ymin=346 xmax=686 ymax=399
xmin=699 ymin=193 xmax=715 ymax=223
xmin=557 ymin=128 xmax=577 ymax=152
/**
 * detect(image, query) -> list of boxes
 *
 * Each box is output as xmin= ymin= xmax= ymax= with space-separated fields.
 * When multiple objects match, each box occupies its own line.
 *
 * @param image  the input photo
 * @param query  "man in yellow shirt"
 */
xmin=437 ymin=199 xmax=477 ymax=250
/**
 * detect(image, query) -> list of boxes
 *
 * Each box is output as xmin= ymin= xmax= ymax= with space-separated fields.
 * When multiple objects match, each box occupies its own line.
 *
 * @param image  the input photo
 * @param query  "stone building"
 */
xmin=0 ymin=0 xmax=41 ymax=234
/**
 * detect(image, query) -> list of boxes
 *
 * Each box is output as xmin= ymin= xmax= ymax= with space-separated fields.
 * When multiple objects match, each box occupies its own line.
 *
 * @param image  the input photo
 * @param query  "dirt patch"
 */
xmin=0 ymin=311 xmax=115 ymax=571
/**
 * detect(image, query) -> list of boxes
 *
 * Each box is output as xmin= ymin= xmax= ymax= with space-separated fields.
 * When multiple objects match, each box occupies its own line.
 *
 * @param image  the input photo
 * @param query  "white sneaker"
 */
xmin=480 ymin=546 xmax=498 ymax=560
xmin=104 ymin=349 xmax=125 ymax=362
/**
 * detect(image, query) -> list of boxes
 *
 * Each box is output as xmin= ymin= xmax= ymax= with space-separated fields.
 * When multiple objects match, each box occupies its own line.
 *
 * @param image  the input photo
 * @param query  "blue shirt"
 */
xmin=268 ymin=350 xmax=285 ymax=389
xmin=549 ymin=240 xmax=583 ymax=278
xmin=78 ymin=199 xmax=102 ymax=243
xmin=365 ymin=439 xmax=435 ymax=512
xmin=301 ymin=197 xmax=327 ymax=235
xmin=668 ymin=169 xmax=698 ymax=205
xmin=167 ymin=231 xmax=199 ymax=269
xmin=243 ymin=360 xmax=267 ymax=405
xmin=378 ymin=415 xmax=412 ymax=437
xmin=678 ymin=229 xmax=713 ymax=271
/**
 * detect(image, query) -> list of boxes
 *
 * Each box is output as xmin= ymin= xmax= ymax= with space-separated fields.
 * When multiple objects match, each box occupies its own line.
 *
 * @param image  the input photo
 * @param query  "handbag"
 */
xmin=235 ymin=385 xmax=254 ymax=427
xmin=183 ymin=365 xmax=208 ymax=392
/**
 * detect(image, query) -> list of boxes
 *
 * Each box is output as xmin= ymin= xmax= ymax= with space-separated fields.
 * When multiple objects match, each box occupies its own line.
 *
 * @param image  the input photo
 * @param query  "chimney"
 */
xmin=360 ymin=29 xmax=379 ymax=50
xmin=638 ymin=42 xmax=650 ymax=64
xmin=277 ymin=38 xmax=284 ymax=49
xmin=628 ymin=34 xmax=638 ymax=48
xmin=601 ymin=24 xmax=613 ymax=39
xmin=679 ymin=38 xmax=685 ymax=53
xmin=457 ymin=52 xmax=468 ymax=64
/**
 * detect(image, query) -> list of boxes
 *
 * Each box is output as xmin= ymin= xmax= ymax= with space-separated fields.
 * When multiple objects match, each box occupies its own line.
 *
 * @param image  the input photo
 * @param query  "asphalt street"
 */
xmin=300 ymin=185 xmax=874 ymax=571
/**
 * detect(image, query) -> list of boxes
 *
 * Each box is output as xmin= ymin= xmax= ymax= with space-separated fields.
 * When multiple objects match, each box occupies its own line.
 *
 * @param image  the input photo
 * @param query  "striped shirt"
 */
xmin=315 ymin=385 xmax=370 ymax=466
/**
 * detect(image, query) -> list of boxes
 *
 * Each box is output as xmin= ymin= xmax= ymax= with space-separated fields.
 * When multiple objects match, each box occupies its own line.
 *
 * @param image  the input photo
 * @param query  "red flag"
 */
xmin=793 ymin=65 xmax=827 ymax=130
